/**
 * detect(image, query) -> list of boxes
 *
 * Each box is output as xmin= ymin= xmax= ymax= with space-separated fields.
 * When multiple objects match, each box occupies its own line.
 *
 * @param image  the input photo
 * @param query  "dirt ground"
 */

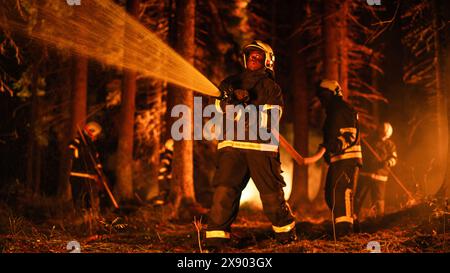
xmin=0 ymin=196 xmax=448 ymax=253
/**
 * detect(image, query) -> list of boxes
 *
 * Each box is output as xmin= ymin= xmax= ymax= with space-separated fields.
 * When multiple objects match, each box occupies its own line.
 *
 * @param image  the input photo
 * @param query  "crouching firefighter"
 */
xmin=205 ymin=40 xmax=296 ymax=249
xmin=316 ymin=80 xmax=362 ymax=238
xmin=149 ymin=138 xmax=174 ymax=206
xmin=69 ymin=122 xmax=118 ymax=211
xmin=354 ymin=122 xmax=397 ymax=219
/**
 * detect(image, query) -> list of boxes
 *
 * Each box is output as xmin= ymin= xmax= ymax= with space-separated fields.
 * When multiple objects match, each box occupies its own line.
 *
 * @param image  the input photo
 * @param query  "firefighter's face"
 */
xmin=246 ymin=50 xmax=264 ymax=71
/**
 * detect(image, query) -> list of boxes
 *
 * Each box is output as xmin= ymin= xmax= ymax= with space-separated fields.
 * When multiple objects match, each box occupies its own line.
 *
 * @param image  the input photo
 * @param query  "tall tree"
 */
xmin=58 ymin=55 xmax=88 ymax=201
xmin=288 ymin=1 xmax=309 ymax=212
xmin=170 ymin=0 xmax=196 ymax=218
xmin=115 ymin=0 xmax=140 ymax=201
xmin=322 ymin=0 xmax=340 ymax=84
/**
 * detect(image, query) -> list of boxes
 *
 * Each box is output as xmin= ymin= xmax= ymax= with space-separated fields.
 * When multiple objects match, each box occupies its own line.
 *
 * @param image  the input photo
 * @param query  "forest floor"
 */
xmin=0 ymin=193 xmax=448 ymax=253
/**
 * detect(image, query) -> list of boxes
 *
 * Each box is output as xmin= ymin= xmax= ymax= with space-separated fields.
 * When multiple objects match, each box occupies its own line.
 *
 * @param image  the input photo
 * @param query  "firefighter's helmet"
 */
xmin=164 ymin=138 xmax=174 ymax=151
xmin=318 ymin=79 xmax=343 ymax=97
xmin=242 ymin=40 xmax=275 ymax=72
xmin=379 ymin=122 xmax=393 ymax=140
xmin=84 ymin=121 xmax=102 ymax=139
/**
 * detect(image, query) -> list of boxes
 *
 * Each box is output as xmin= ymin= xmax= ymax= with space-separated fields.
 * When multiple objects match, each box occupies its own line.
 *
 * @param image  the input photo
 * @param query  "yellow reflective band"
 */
xmin=345 ymin=189 xmax=352 ymax=219
xmin=345 ymin=145 xmax=362 ymax=153
xmin=272 ymin=221 xmax=296 ymax=233
xmin=330 ymin=145 xmax=362 ymax=163
xmin=235 ymin=108 xmax=243 ymax=121
xmin=335 ymin=216 xmax=354 ymax=224
xmin=338 ymin=136 xmax=349 ymax=150
xmin=69 ymin=144 xmax=79 ymax=159
xmin=330 ymin=152 xmax=362 ymax=163
xmin=215 ymin=99 xmax=223 ymax=113
xmin=70 ymin=172 xmax=98 ymax=181
xmin=260 ymin=111 xmax=268 ymax=128
xmin=339 ymin=127 xmax=357 ymax=135
xmin=206 ymin=230 xmax=230 ymax=239
xmin=371 ymin=173 xmax=388 ymax=182
xmin=218 ymin=140 xmax=278 ymax=152
xmin=263 ymin=104 xmax=283 ymax=118
xmin=388 ymin=158 xmax=397 ymax=167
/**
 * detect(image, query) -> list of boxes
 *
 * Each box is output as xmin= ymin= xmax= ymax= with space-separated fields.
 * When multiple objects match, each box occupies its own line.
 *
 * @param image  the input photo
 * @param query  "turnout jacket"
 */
xmin=361 ymin=134 xmax=397 ymax=181
xmin=68 ymin=132 xmax=101 ymax=180
xmin=214 ymin=69 xmax=283 ymax=152
xmin=321 ymin=96 xmax=363 ymax=166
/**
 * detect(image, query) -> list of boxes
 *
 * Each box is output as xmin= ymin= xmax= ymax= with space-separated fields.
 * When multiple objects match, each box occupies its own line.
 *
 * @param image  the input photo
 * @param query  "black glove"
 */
xmin=219 ymin=85 xmax=233 ymax=102
xmin=233 ymin=89 xmax=250 ymax=103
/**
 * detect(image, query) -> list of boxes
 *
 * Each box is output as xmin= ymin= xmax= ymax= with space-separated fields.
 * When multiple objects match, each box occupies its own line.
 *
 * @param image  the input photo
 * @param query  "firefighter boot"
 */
xmin=205 ymin=238 xmax=232 ymax=253
xmin=335 ymin=222 xmax=353 ymax=238
xmin=275 ymin=226 xmax=298 ymax=244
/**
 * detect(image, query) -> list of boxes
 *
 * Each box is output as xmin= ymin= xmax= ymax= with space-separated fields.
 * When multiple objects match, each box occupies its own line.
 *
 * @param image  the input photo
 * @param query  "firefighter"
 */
xmin=68 ymin=121 xmax=103 ymax=211
xmin=354 ymin=122 xmax=397 ymax=218
xmin=316 ymin=79 xmax=362 ymax=238
xmin=205 ymin=40 xmax=296 ymax=250
xmin=150 ymin=138 xmax=174 ymax=206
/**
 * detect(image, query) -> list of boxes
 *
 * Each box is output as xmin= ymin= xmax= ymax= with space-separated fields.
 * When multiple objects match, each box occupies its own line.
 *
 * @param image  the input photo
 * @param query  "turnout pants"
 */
xmin=354 ymin=174 xmax=386 ymax=217
xmin=206 ymin=147 xmax=295 ymax=239
xmin=70 ymin=177 xmax=100 ymax=211
xmin=324 ymin=160 xmax=359 ymax=227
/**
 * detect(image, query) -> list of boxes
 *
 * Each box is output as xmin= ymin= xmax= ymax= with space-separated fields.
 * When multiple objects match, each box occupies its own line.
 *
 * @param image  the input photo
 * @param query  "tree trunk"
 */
xmin=435 ymin=0 xmax=449 ymax=198
xmin=339 ymin=0 xmax=349 ymax=99
xmin=431 ymin=0 xmax=447 ymax=170
xmin=26 ymin=69 xmax=40 ymax=195
xmin=322 ymin=0 xmax=340 ymax=82
xmin=170 ymin=0 xmax=196 ymax=218
xmin=115 ymin=0 xmax=140 ymax=201
xmin=58 ymin=55 xmax=88 ymax=201
xmin=288 ymin=1 xmax=309 ymax=212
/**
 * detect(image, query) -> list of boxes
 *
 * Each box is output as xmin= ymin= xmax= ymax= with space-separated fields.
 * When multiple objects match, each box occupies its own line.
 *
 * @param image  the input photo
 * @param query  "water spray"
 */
xmin=0 ymin=0 xmax=220 ymax=97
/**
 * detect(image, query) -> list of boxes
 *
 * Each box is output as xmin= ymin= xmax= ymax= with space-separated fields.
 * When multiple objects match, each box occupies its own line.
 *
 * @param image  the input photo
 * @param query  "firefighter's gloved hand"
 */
xmin=233 ymin=89 xmax=250 ymax=103
xmin=219 ymin=86 xmax=233 ymax=101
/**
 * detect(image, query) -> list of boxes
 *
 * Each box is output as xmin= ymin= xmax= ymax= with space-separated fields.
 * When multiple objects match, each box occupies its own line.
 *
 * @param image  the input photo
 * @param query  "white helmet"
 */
xmin=379 ymin=122 xmax=393 ymax=140
xmin=318 ymin=79 xmax=343 ymax=97
xmin=84 ymin=121 xmax=102 ymax=139
xmin=242 ymin=40 xmax=275 ymax=72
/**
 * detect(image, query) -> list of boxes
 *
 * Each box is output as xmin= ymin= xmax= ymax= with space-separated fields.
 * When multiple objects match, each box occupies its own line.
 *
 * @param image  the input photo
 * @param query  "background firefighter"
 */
xmin=68 ymin=121 xmax=103 ymax=212
xmin=354 ymin=122 xmax=398 ymax=219
xmin=316 ymin=79 xmax=363 ymax=238
xmin=149 ymin=138 xmax=174 ymax=206
xmin=205 ymin=40 xmax=296 ymax=250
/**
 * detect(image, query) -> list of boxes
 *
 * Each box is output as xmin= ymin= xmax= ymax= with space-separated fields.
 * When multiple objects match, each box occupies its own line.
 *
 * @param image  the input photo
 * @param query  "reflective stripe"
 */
xmin=260 ymin=111 xmax=268 ymax=128
xmin=339 ymin=127 xmax=357 ymax=135
xmin=330 ymin=145 xmax=362 ymax=163
xmin=272 ymin=221 xmax=296 ymax=233
xmin=74 ymin=139 xmax=80 ymax=144
xmin=206 ymin=230 xmax=230 ymax=239
xmin=263 ymin=104 xmax=283 ymax=118
xmin=388 ymin=158 xmax=397 ymax=167
xmin=68 ymin=144 xmax=79 ymax=159
xmin=161 ymin=158 xmax=171 ymax=165
xmin=345 ymin=189 xmax=352 ymax=219
xmin=335 ymin=216 xmax=354 ymax=224
xmin=70 ymin=172 xmax=98 ymax=181
xmin=235 ymin=108 xmax=243 ymax=121
xmin=218 ymin=140 xmax=278 ymax=152
xmin=215 ymin=99 xmax=223 ymax=113
xmin=371 ymin=173 xmax=388 ymax=182
xmin=338 ymin=136 xmax=349 ymax=150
